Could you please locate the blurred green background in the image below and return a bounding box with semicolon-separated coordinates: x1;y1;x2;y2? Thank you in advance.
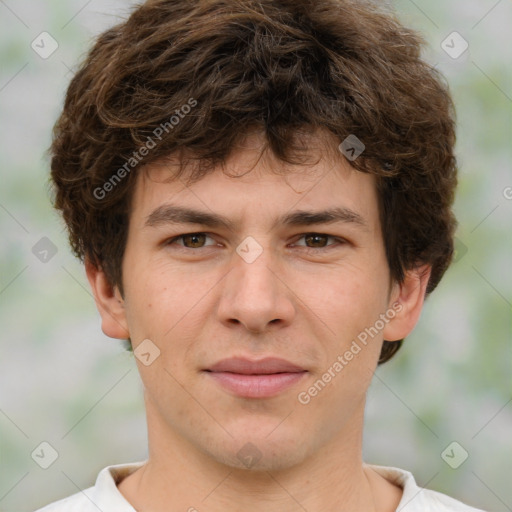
0;1;510;511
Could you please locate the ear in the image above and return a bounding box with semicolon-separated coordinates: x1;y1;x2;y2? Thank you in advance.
383;264;431;342
85;259;130;340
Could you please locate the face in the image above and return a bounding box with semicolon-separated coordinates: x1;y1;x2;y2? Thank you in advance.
90;130;426;472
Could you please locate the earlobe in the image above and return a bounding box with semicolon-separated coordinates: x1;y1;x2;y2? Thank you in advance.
85;259;130;340
383;264;431;342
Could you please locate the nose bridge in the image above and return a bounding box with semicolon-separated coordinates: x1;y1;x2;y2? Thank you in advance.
235;241;276;294
217;236;294;331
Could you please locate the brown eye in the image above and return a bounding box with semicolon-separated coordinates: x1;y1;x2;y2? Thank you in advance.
291;233;346;251
181;233;207;248
304;234;329;248
166;233;216;249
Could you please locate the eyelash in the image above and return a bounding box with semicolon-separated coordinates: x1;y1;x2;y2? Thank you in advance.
164;232;346;252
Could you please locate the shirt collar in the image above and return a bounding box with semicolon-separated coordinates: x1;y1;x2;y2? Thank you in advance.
93;461;462;511
93;461;145;511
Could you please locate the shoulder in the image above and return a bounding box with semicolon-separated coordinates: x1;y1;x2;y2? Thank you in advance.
33;461;145;512
33;488;97;512
367;464;488;512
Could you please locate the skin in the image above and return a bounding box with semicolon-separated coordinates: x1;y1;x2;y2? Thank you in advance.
87;130;430;512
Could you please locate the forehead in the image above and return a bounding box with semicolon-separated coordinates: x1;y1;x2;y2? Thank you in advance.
131;130;380;232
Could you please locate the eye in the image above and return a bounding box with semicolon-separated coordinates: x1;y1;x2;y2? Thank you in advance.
292;233;345;249
166;232;217;249
164;232;345;251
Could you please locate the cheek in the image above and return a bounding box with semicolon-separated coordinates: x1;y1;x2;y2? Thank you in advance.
299;269;387;413
304;261;389;337
124;261;206;337
124;264;218;389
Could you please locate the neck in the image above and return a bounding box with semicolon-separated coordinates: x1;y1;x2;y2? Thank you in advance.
118;400;400;512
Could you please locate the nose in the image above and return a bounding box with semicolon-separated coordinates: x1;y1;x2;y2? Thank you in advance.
216;242;296;333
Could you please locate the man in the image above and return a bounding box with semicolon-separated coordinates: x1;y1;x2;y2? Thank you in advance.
37;0;485;510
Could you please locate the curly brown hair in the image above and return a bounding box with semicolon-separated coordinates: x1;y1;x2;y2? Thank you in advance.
50;0;457;364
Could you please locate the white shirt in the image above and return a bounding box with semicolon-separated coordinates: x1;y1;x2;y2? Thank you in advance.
34;462;486;511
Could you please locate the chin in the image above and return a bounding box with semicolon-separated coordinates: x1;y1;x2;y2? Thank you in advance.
207;431;313;473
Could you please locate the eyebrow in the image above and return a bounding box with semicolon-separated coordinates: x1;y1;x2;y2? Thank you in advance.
144;205;368;231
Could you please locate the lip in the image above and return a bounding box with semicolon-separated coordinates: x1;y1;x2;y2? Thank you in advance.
204;357;307;398
207;357;306;374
